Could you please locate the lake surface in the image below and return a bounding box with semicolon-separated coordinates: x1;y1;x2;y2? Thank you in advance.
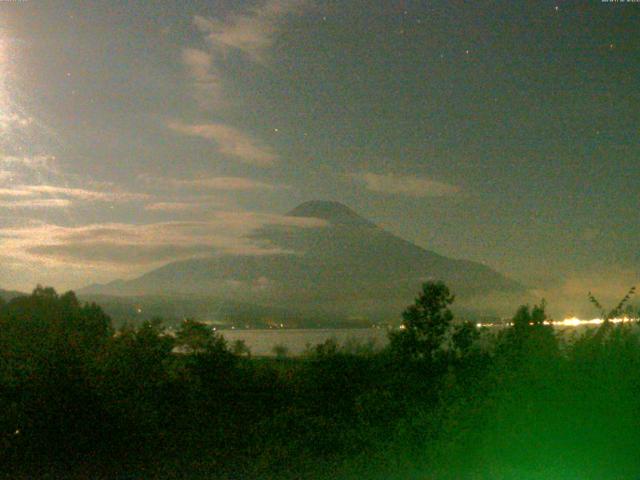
220;328;389;356
218;320;639;356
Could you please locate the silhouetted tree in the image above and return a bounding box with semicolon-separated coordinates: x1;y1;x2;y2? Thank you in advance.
175;319;228;355
0;287;114;463
231;339;251;357
589;286;636;325
389;281;455;361
498;301;558;367
313;337;339;357
451;320;480;358
95;318;175;455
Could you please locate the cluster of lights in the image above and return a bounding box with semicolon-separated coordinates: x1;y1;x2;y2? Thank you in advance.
551;316;635;327
475;317;636;328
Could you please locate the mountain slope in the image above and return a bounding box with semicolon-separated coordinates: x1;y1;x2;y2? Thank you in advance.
81;201;526;321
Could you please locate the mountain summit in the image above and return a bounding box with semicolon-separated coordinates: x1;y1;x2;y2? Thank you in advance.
287;200;374;227
81;201;526;321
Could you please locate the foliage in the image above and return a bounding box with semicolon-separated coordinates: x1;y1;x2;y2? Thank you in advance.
388;281;455;362
2;283;640;479
451;320;480;357
588;285;636;322
231;339;251;357
175;318;228;355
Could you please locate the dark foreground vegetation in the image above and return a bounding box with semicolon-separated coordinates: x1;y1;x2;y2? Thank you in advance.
1;283;640;479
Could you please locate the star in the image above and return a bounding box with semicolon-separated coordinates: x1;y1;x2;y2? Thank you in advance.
554;5;559;11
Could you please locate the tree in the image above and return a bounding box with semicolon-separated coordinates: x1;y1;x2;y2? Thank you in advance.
0;287;114;461
389;281;455;361
499;301;557;367
175;319;227;355
451;320;480;358
512;302;546;336
231;339;251;357
588;286;636;325
174;319;234;386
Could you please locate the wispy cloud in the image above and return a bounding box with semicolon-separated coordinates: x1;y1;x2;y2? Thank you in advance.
0;154;151;209
144;202;209;212
350;172;460;197
193;0;305;63
182;1;307;107
0;184;149;203
140;173;280;192
0;212;326;268
0;155;59;184
0;187;33;198
0;155;56;169
25;185;149;202
0;112;33;131
168;120;278;165
0;198;72;209
139;174;283;212
181;47;224;108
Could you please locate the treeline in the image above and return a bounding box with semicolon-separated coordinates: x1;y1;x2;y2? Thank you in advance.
1;283;640;479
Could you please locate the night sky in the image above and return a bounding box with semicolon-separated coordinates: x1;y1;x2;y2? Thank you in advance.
0;0;638;311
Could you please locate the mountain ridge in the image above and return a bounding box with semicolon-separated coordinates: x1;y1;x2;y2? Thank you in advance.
80;201;527;321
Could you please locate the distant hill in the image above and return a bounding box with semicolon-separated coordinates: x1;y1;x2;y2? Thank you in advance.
0;288;25;302
80;201;528;323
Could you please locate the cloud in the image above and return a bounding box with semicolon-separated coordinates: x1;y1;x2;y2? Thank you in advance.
194;0;306;63
0;187;33;198
0;154;150;209
0;155;59;183
0;211;326;269
0;198;71;209
144;202;208;212
0;112;33;130
181;176;279;190
140;175;286;212
143;200;228;212
167;120;278;165
0;184;149;204
182;1;307;107
0;155;56;169
23;185;149;202
28;242;219;265
350;172;460;197
140;173;280;192
181;48;224;107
